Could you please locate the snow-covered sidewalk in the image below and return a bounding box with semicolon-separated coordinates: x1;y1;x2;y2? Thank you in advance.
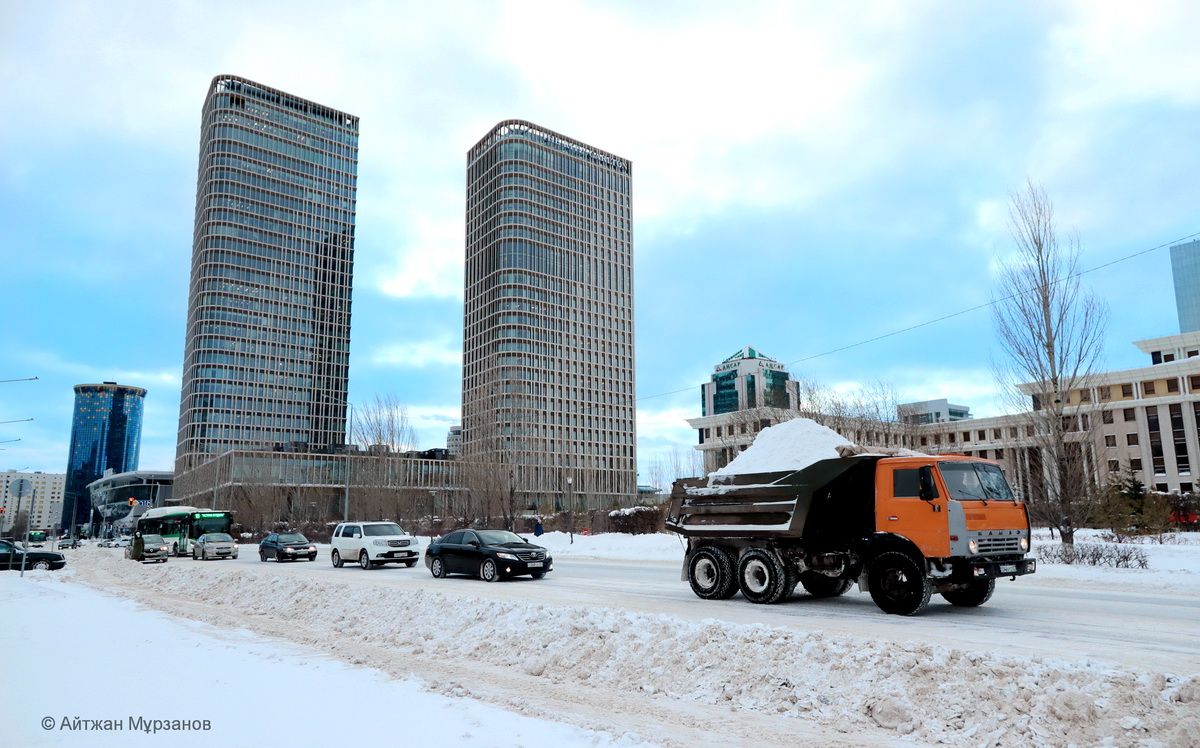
0;573;650;748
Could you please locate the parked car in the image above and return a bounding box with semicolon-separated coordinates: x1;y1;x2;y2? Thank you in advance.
425;529;552;582
0;538;67;571
139;533;170;563
330;521;419;569
259;532;317;562
57;538;80;550
192;533;239;560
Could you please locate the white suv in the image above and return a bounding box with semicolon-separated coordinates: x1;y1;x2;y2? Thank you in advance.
331;521;420;570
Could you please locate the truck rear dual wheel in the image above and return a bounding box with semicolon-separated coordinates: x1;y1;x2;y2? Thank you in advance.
799;570;853;598
868;551;932;616
687;546;737;600
941;577;995;607
738;548;792;604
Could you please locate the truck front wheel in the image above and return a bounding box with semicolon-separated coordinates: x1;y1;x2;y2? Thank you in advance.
799;570;853;598
687;546;737;600
868;552;932;616
737;548;791;604
941;577;995;607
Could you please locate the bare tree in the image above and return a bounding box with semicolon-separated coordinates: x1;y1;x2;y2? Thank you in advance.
993;180;1108;544
351;394;416;452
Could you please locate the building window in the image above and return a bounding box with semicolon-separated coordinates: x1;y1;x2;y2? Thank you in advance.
995;448;1004;459
1126;433;1139;446
1151;351;1163;365
1105;435;1117;447
1009;427;1018;438
1143;381;1156;396
1164;353;1176;363
1026;425;1034;437
963;431;971;442
1190;375;1200;391
1146;407;1165;476
920;436;928;447
1182;482;1194;494
1188;350;1198;358
1121;384;1134;398
948;432;956;443
979;450;988;459
1099;386;1111;402
992;428;1001;439
1167;378;1180;394
1108;460;1120;472
1102;410;1114;424
1123;407;1136;421
1169;403;1189;475
1131;458;1142;471
1155;483;1169;493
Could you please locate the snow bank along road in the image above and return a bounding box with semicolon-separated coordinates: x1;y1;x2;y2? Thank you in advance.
64;545;1199;747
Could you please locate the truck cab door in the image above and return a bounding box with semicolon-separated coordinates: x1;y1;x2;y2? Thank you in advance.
877;464;951;558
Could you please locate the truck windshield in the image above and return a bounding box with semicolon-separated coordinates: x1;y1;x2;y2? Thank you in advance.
938;462;1015;502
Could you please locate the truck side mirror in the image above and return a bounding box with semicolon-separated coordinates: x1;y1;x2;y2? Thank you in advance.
918;466;936;501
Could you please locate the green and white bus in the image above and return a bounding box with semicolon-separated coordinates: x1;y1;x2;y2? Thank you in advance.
136;506;233;556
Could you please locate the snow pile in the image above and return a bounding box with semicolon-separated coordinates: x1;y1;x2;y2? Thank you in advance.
529;530;685;560
712;418;852;477
68;550;1200;747
2;575;648;748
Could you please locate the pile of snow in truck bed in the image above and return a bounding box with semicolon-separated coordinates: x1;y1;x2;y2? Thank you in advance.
712;417;852;477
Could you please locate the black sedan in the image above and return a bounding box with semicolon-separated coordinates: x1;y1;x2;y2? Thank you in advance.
259;532;318;562
425;529;552;582
0;538;66;571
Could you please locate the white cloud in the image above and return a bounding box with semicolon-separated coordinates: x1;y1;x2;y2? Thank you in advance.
368;338;461;368
18;350;180;389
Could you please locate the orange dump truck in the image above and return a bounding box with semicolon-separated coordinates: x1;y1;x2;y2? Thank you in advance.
664;454;1035;615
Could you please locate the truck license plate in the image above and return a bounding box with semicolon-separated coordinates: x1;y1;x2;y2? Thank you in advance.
1000;563;1017;574
527;561;543;568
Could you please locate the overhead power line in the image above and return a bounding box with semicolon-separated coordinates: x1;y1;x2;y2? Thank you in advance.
636;229;1200;403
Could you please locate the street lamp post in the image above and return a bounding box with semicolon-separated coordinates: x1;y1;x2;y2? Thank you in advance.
566;475;574;545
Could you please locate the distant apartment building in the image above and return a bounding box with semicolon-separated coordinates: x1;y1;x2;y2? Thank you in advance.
2;471;65;533
688;334;1200;496
62;383;145;532
687;347;803;473
898;398;972;425
1171;239;1200;333
446;425;463;458
912;332;1200;497
461;120;636;510
174;75;359;499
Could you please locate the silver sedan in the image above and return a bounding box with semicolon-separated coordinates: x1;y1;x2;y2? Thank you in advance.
191;533;239;561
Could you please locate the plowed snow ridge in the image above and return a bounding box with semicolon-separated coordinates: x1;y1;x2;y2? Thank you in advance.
72;550;1198;747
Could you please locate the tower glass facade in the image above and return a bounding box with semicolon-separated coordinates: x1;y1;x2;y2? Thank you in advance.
463;120;636;508
62;383;145;531
176;75;359;477
1172;239;1200;333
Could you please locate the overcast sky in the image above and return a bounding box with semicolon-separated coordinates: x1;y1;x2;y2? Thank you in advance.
3;1;1199;480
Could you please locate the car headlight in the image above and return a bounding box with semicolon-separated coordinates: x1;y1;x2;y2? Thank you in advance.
160;546;168;552
968;540;979;555
1019;537;1029;551
496;552;518;561
373;539;388;547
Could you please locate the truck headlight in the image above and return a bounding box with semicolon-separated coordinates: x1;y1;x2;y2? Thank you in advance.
968;540;979;555
1019;537;1029;551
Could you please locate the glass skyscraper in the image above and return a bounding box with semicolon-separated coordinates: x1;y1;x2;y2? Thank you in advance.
1171;239;1200;333
61;383;145;532
175;75;359;478
462;120;636;509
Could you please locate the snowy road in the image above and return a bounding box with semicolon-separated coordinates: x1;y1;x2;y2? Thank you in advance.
50;544;1200;746
199;549;1200;674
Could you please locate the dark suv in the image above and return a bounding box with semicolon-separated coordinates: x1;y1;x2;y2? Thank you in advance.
425;529;552;582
